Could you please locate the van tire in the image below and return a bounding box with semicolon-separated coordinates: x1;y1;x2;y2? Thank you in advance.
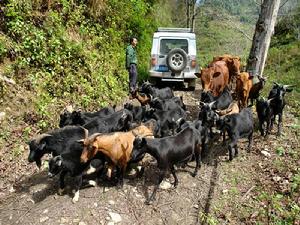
166;48;188;73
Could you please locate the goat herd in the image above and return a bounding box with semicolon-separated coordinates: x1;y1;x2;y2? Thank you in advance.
27;55;294;205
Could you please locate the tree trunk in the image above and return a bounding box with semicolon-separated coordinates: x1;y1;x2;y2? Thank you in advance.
186;0;190;28
191;0;197;32
246;0;281;77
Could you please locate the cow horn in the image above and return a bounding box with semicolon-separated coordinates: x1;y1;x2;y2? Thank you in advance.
34;133;52;144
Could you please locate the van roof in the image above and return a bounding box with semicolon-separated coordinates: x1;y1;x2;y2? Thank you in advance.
153;31;196;39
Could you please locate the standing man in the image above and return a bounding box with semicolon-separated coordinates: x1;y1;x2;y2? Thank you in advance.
126;37;138;98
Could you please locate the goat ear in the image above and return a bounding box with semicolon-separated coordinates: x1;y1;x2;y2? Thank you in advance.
77;139;84;143
55;156;62;166
142;138;147;145
39;141;47;151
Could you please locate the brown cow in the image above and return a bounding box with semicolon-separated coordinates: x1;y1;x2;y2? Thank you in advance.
212;54;241;77
200;61;229;97
236;73;266;108
211;54;241;89
236;72;253;108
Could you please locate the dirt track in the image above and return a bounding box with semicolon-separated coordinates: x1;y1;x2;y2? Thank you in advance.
0;80;297;225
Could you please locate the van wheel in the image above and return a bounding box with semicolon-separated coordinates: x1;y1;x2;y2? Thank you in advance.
166;48;188;73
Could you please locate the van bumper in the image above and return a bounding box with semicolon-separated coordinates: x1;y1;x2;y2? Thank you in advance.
149;71;198;80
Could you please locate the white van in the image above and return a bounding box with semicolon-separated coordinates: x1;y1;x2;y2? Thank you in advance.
149;27;199;90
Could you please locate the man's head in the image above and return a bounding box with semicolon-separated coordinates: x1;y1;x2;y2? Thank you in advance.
130;37;138;47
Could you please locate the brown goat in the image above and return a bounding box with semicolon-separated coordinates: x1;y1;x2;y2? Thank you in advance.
79;122;155;186
135;92;152;106
215;101;239;116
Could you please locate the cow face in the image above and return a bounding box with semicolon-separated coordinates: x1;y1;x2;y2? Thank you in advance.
229;57;241;75
200;68;214;92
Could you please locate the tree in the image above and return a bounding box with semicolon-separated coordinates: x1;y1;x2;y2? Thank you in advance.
246;0;281;76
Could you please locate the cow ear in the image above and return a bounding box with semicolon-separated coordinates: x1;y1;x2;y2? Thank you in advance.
213;72;221;78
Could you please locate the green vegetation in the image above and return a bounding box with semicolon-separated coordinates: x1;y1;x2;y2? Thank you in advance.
0;0;170;132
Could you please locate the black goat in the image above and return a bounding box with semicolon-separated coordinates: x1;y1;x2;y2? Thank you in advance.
256;98;273;136
131;127;202;204
139;82;174;99
267;83;293;136
150;96;186;111
48;151;105;203
200;86;233;110
59;106;116;127
216;107;253;161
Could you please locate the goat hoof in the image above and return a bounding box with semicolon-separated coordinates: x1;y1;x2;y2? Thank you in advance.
191;172;197;177
145;200;152;205
58;188;64;195
116;183;123;189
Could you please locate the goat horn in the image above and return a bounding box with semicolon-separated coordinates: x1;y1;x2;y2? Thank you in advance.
267;97;275;103
208;101;215;108
149;94;153;101
82;127;89;139
283;85;295;89
273;82;279;86
199;101;205;106
34;133;52;144
65;105;73;112
132;130;138;137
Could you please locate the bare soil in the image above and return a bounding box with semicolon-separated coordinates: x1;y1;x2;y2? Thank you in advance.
0;80;299;225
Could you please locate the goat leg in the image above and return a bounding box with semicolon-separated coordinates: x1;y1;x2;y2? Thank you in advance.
277;113;282;136
222;130;226;143
247;131;253;152
115;167;122;188
259;121;264;136
146;169;166;205
234;144;238;157
72;175;83;203
228;139;237;161
192;147;201;177
58;170;67;195
170;165;178;187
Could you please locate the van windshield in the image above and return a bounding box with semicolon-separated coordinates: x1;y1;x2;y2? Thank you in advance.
160;39;188;54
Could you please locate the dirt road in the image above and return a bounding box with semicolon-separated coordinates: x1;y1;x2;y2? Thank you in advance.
0;80;298;225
